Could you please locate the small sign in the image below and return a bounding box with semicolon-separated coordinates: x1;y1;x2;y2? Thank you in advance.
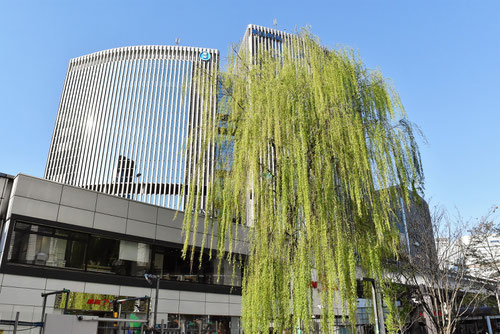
200;51;211;61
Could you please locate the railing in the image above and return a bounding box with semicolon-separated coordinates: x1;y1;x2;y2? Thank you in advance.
0;312;44;333
93;318;180;334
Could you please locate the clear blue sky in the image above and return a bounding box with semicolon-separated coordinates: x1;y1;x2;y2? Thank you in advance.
1;1;499;220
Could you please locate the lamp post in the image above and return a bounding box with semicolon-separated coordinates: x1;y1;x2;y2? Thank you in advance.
144;274;160;331
363;278;386;334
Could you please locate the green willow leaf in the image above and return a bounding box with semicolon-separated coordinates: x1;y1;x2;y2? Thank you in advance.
183;29;424;333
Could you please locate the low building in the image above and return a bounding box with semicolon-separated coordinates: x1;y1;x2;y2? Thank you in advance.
0;173;247;333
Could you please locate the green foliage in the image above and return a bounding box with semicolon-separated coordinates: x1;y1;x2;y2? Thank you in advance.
183;30;424;333
382;282;417;334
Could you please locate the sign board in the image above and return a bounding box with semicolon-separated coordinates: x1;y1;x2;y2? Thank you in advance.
55;292;148;313
251;29;282;42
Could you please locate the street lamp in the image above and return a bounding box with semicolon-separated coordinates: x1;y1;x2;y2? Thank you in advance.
144;274;160;331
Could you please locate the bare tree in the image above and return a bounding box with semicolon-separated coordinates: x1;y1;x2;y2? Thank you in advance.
468;206;500;312
388;206;497;334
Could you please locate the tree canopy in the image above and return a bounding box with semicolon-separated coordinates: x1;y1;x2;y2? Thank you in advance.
183;30;424;333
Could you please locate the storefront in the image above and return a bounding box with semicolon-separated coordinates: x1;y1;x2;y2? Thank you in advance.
52;292;241;334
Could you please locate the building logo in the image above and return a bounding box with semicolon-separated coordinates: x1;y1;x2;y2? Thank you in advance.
200;51;211;61
252;29;282;42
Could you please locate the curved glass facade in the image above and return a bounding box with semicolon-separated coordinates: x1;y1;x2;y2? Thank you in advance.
45;46;219;210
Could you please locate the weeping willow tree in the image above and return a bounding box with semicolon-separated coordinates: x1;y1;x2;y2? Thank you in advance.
182;30;424;333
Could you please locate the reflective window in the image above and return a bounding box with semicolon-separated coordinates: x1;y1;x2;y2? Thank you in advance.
7;221;241;287
87;237;151;277
116;240;151;277
153;247;214;284
8;222;86;270
86;236;119;273
152;248;242;286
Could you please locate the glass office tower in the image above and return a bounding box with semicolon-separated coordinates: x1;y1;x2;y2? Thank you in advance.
45;45;218;210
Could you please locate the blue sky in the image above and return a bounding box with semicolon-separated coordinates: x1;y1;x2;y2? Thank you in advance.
1;0;499;220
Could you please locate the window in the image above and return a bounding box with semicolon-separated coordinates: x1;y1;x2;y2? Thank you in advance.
86;236;119;274
152;247;242;286
7;221;242;287
116;240;151;277
152;247;215;284
86;237;152;277
8;222;86;270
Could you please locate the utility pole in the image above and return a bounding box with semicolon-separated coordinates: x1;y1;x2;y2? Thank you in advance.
40;289;70;334
145;274;161;331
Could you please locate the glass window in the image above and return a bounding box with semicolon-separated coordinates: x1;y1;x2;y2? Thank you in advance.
7;221;241;287
87;236;119;274
8;222;86;270
117;240;151;276
87;237;151;276
152;246;242;287
153;247;213;283
167;314;181;329
14;222;31;231
214;258;242;287
178;315;232;334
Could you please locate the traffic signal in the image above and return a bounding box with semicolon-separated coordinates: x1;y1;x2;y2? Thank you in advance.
112;302;119;327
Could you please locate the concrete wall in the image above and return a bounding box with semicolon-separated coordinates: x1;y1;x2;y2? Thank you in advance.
4;174;248;253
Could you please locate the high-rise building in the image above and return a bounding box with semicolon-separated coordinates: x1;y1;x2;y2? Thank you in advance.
240;24;290;60
45;46;219;210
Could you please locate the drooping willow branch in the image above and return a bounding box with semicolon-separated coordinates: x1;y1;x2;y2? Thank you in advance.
183;30;424;333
